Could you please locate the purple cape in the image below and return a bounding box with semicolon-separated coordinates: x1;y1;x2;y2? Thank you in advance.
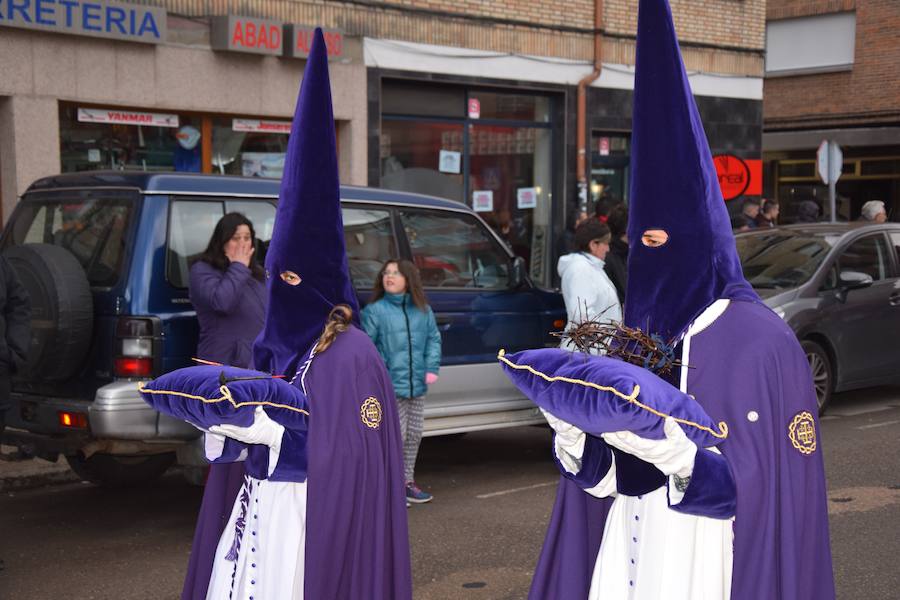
303;325;412;599
528;301;835;600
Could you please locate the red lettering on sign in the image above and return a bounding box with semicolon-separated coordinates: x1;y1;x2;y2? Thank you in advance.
232;22;244;46
296;29;311;54
245;22;257;47
269;25;281;49
713;154;751;201
323;31;343;57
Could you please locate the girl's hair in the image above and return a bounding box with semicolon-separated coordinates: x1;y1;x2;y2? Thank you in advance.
314;304;354;354
198;212;265;281
370;258;428;311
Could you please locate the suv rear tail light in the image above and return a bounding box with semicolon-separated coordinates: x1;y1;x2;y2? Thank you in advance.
58;411;88;429
114;357;154;378
115;317;157;378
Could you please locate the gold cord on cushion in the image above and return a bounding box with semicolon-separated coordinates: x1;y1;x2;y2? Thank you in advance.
137;382;310;416
497;350;727;439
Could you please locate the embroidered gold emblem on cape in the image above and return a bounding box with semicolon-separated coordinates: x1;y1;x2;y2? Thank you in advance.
360;396;382;429
788;411;817;455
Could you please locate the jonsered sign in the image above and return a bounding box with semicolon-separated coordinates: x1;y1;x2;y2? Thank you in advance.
0;0;166;44
211;15;283;56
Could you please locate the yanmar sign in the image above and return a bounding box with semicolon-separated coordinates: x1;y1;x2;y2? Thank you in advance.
78;108;179;127
0;0;165;44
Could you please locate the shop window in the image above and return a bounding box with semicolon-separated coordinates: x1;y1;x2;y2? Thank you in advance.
342;207;398;289
59;104;202;173
399;209;510;289
468;91;550;122
211;118;291;178
467;124;552;282
591;133;630;206
381;120;465;203
383;82;466;118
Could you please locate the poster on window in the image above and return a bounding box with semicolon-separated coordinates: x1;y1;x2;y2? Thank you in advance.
439;150;461;174
241;152;286;178
472;190;493;213
517;187;537;209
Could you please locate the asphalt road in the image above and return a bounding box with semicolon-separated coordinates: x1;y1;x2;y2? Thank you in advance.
1;387;898;600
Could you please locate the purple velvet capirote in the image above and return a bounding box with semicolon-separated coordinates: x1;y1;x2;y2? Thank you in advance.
164;27;411;600
526;1;835;598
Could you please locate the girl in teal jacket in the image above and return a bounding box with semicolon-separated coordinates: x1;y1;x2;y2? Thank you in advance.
361;259;442;504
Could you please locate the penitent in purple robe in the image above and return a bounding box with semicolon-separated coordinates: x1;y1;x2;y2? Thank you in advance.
303;325;412;599
528;299;835;599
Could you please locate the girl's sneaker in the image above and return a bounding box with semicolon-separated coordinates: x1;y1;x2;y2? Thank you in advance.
406;481;433;504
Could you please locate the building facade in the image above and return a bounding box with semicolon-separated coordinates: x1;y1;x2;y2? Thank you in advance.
1;0;766;286
764;0;900;222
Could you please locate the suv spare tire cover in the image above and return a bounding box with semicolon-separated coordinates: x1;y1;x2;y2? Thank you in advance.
4;244;93;381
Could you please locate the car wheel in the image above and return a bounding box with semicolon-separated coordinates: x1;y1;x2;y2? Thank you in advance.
65;452;175;487
801;340;833;415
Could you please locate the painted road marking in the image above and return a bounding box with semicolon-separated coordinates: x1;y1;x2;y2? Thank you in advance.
476;480;557;499
855;419;900;430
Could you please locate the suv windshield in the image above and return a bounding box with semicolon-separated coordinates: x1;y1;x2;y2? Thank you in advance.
736;230;833;289
5;190;136;287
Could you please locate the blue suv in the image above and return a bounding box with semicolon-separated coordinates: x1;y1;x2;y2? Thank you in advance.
0;171;565;485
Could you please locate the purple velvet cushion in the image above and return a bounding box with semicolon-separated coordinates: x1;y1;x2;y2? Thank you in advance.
499;348;727;448
138;365;309;432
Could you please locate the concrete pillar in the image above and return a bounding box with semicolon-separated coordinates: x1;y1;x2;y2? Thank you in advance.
0;95;60;224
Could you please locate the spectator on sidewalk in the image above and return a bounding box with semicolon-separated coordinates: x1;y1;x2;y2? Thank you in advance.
0;255;30;461
362;259;442;506
756;199;779;228
557;219;622;352
739;198;761;230
795;200;820;223
181;212;267;600
860;200;887;223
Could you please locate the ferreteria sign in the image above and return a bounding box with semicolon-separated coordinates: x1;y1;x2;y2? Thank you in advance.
0;0;166;44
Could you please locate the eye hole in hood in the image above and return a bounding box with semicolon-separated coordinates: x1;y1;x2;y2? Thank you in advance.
641;229;669;248
280;271;302;286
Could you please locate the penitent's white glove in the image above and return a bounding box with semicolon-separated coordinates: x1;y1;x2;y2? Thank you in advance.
541;409;585;453
210;406;285;450
601;417;697;478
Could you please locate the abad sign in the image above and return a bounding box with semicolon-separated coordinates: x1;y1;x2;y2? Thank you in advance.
0;0;165;43
211;15;283;56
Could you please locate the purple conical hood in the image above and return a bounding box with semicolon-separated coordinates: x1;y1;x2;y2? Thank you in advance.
624;0;758;341
253;28;359;377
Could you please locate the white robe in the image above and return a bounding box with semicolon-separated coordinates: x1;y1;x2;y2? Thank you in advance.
203;434;307;600
557;300;734;600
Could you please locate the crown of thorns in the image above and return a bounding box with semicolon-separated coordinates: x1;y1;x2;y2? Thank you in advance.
553;302;686;377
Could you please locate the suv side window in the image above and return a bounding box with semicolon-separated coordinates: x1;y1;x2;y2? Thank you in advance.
168;200;225;288
838;235;890;282
343;207;397;289
8;193;134;287
167;199;277;288
399;209;510;289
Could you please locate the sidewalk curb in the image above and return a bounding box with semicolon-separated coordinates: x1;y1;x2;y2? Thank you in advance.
0;468;79;492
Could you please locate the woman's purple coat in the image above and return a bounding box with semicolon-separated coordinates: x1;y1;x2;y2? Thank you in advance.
181;259;265;600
